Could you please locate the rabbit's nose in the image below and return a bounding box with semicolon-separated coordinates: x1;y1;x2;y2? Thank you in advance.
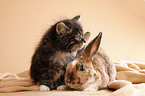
67;72;74;80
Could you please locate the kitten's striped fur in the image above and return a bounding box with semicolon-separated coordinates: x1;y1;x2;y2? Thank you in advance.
30;16;89;90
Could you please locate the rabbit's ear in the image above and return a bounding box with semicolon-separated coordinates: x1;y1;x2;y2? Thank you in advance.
76;48;85;59
83;32;91;42
83;32;102;60
76;32;91;58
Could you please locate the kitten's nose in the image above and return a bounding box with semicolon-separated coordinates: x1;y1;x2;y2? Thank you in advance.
81;38;86;43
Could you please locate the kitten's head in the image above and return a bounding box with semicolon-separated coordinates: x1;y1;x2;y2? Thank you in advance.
54;15;85;51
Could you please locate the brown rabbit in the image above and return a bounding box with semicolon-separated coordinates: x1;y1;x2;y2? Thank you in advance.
65;32;116;91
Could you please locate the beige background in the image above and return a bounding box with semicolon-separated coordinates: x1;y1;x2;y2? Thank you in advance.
0;0;145;73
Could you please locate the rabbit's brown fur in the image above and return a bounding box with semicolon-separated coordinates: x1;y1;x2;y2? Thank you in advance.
65;32;116;91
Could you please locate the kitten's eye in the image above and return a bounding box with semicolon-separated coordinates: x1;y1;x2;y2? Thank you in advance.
69;29;72;32
56;34;64;39
80;65;84;71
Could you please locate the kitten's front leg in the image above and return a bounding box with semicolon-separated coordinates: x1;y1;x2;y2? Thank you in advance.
39;79;54;91
39;85;50;91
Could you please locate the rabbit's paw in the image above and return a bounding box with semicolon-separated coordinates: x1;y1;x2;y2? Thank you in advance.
39;85;50;91
83;87;97;91
57;85;69;90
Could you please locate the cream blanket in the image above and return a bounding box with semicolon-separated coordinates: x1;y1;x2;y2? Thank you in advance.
1;60;145;96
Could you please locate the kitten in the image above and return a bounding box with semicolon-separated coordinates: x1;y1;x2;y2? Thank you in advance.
30;16;89;91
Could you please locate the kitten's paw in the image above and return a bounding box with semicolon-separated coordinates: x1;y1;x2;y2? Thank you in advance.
57;85;68;90
39;85;50;91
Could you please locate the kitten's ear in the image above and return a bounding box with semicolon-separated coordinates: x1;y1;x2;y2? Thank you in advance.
56;22;69;35
72;15;80;21
83;32;102;60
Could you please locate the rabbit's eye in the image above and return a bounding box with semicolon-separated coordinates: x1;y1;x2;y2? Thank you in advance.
80;65;84;71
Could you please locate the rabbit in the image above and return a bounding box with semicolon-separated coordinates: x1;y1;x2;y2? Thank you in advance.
65;32;116;91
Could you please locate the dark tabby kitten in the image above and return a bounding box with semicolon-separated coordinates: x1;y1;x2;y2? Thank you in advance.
30;16;89;91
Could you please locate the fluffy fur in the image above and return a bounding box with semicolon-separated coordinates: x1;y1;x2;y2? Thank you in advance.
65;32;116;91
30;15;90;90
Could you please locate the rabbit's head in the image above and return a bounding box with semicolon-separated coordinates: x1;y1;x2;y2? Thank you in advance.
65;32;102;90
